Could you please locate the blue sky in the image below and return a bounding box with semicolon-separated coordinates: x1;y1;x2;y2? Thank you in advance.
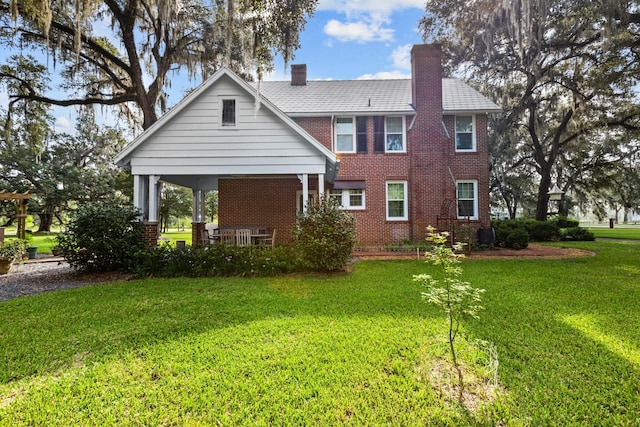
267;0;425;81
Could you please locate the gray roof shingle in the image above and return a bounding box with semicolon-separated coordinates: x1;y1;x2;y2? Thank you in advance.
254;78;500;116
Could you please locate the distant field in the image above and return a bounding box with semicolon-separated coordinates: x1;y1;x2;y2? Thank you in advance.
160;230;193;246
585;226;640;240
1;228;194;253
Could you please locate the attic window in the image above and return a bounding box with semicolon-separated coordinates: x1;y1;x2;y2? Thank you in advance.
221;99;236;127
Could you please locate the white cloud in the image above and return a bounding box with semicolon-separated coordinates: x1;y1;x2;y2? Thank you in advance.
320;1;423;44
318;0;425;14
54;116;72;133
357;70;410;80
324;18;394;43
391;44;412;70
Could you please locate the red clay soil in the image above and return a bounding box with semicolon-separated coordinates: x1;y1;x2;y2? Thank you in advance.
351;244;595;261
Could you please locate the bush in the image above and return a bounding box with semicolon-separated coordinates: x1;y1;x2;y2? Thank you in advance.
57;201;146;273
294;198;356;271
0;239;29;262
134;244;302;278
526;220;560;242
557;216;580;228
506;228;529;249
493;220;523;245
561;227;595;241
493;218;560;243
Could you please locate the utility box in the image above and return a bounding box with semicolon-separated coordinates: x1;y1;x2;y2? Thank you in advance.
609;218;615;229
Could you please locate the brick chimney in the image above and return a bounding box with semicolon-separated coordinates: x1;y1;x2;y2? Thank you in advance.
411;44;442;120
291;64;307;86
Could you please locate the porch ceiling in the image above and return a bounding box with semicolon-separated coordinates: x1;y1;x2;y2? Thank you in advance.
160;172;336;191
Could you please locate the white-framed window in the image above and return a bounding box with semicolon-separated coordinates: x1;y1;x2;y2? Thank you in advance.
386;181;408;220
455;115;476;151
385;116;405;152
329;189;365;210
335;116;355;153
456;180;478;220
219;97;238;128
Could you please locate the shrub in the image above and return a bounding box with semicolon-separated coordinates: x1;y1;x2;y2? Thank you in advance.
557;216;580;228
0;239;29;262
506;228;529;249
493;218;560;244
561;227;595;241
57;201;146;273
294;197;356;271
526;221;560;242
134;244;302;278
493;220;525;245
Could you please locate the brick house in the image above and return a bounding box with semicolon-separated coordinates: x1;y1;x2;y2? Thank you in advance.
115;44;500;247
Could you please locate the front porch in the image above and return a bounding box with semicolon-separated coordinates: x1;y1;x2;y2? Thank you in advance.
114;68;338;248
133;173;330;247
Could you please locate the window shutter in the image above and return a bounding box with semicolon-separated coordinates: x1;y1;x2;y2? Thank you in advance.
356;117;368;153
373;116;385;153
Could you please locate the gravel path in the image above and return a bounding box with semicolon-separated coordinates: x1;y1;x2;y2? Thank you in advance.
0;261;116;302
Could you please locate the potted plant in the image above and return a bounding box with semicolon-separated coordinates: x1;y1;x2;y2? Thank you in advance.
26;245;38;259
0;239;29;274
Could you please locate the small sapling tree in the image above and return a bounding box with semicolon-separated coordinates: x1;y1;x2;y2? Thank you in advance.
413;226;485;403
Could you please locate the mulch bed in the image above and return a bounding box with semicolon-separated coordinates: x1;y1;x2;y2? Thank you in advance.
352;244;595;261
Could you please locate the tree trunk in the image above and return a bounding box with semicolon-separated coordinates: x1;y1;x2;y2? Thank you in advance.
38;212;54;232
536;172;552;221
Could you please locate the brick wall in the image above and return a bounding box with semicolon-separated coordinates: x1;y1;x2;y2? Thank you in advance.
218;177;316;243
192;222;206;246
142;221;159;248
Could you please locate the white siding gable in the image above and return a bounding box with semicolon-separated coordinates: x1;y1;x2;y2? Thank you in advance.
120;72;333;177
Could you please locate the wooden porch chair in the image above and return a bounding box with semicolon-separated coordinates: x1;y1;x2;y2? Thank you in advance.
235;229;252;246
258;228;276;248
220;229;235;245
201;229;211;246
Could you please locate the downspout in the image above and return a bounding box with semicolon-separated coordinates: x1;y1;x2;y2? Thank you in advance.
407;114;414;241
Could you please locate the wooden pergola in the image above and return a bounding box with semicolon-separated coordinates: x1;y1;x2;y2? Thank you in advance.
0;190;35;241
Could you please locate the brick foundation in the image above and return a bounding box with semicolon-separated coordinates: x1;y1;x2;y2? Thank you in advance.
192;222;206;246
142;221;159;248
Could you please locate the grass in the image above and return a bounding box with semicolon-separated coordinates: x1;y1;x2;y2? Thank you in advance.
587;226;640;240
0;241;639;425
160;230;193;246
1;229;193;254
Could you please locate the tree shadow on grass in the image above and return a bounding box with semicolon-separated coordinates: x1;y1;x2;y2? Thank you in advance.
463;243;640;424
0;260;434;384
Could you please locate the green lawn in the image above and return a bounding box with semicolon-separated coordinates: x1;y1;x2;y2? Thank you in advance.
160;230;193;246
1;241;639;425
2;230;193;254
587;226;640;240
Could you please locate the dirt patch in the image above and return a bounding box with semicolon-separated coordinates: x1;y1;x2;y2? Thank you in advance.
352;244;595;261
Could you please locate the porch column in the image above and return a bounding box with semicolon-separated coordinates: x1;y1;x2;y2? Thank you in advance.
193;190;206;223
142;175;160;247
301;173;309;212
192;190;206;245
318;173;325;198
133;175;147;218
148;175;160;222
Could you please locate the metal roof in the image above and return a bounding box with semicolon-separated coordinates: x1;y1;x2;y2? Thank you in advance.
254;78;500;116
442;78;502;113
